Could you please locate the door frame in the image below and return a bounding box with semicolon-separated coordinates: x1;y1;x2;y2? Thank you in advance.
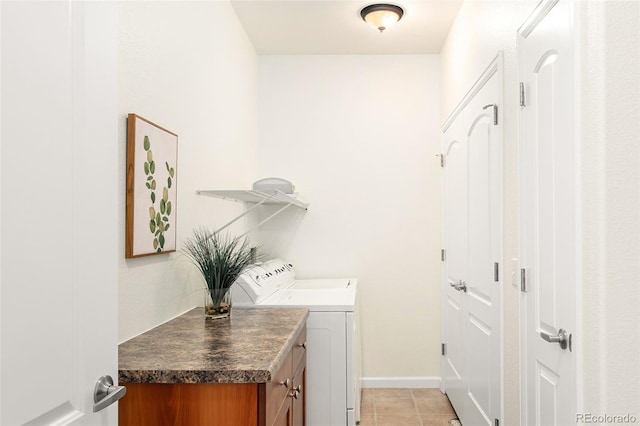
517;0;582;423
440;52;505;423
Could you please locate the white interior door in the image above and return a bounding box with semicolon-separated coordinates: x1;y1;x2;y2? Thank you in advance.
1;2;119;424
519;1;577;425
441;116;468;415
442;56;503;426
463;72;502;426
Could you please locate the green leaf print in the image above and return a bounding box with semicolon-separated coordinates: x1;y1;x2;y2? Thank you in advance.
143;135;175;254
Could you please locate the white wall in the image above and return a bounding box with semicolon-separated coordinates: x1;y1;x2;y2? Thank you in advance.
578;0;640;417
118;1;258;343
257;55;441;381
440;1;536;424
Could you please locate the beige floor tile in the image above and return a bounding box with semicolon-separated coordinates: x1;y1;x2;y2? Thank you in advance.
415;398;457;416
358;411;376;426
376;412;423;426
421;414;457;426
412;388;446;399
360;398;374;414
362;388;375;402
375;398;418;413
372;388;414;399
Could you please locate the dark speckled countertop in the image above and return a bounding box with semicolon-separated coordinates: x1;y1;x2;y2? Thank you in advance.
118;307;308;384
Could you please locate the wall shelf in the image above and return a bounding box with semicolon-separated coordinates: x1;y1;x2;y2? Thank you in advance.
195;189;309;236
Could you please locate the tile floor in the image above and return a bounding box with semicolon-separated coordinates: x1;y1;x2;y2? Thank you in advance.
359;388;459;426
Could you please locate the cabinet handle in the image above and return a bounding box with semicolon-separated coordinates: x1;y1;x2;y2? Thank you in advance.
288;385;302;399
297;341;307;350
280;378;290;388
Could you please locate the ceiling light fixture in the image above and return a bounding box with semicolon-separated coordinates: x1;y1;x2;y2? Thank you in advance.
360;4;404;33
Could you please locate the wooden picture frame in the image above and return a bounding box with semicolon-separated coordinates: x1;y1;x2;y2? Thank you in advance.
126;114;178;258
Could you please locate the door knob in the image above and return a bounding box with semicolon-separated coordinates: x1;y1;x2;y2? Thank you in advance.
540;328;571;351
93;375;126;412
450;280;467;293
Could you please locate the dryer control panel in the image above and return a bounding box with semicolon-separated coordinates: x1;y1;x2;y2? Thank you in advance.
232;259;296;304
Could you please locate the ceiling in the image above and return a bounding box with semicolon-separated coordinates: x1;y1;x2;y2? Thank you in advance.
230;0;463;55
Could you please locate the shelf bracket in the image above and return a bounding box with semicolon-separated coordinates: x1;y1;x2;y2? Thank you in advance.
211;192;277;235
195;189;307;236
239;202;294;238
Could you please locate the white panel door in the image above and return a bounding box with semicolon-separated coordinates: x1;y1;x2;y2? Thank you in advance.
463;72;502;426
442;56;503;426
1;1;119;425
441;115;468;415
519;1;577;425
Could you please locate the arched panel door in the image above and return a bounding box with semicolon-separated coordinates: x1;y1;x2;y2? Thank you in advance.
441;116;468;415
441;55;503;426
519;1;577;425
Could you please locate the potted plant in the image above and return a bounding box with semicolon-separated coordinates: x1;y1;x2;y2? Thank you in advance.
183;227;257;319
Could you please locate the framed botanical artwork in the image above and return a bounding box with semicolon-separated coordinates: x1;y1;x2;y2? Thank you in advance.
126;114;178;258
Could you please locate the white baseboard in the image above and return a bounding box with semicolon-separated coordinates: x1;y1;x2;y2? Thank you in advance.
361;376;442;389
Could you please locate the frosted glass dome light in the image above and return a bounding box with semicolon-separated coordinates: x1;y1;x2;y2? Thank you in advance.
360;4;404;33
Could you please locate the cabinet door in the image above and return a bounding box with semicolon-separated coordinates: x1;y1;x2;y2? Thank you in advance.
292;358;306;426
265;351;293;425
272;399;292;426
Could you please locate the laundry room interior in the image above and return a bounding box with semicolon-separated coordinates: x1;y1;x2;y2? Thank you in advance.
115;0;638;425
2;0;638;425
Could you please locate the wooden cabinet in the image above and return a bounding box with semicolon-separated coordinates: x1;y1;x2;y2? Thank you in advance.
119;327;307;426
272;328;306;426
291;357;306;426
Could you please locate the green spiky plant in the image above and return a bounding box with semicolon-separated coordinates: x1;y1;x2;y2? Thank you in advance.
183;227;258;318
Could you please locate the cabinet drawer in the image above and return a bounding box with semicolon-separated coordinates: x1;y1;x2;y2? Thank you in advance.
265;350;293;425
292;327;307;371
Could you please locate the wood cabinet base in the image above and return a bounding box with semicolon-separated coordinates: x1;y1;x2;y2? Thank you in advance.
120;328;307;425
119;383;260;426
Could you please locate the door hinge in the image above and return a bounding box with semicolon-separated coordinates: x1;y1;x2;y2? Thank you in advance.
495;418;500;426
441;343;446;356
494;262;499;282
520;82;526;107
441;249;446;261
520;268;527;292
483;104;498;125
436;153;446;167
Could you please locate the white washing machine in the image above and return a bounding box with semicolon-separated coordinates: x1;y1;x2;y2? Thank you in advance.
232;259;362;426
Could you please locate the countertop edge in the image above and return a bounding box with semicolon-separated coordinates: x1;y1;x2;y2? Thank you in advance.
265;309;309;381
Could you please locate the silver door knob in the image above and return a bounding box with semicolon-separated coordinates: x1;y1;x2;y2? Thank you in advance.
450;280;467;292
93;375;126;412
540;328;571;350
